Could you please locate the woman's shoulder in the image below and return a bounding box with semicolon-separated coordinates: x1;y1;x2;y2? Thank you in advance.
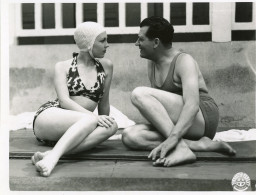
55;59;73;73
98;58;113;72
98;58;113;67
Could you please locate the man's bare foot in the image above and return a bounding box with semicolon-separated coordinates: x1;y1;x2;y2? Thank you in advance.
153;139;196;167
35;152;58;177
31;151;50;165
192;137;236;155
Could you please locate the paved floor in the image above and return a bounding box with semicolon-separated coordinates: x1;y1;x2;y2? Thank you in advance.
9;129;256;191
10;130;256;161
10;159;256;191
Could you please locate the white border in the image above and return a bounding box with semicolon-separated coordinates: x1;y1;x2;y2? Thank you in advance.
2;0;256;194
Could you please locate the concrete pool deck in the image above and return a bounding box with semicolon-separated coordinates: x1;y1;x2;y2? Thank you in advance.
9;129;256;191
9;159;256;191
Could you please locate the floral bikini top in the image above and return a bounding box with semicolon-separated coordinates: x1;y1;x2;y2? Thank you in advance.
66;53;106;103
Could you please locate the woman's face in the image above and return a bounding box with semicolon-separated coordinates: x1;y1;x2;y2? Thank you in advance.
92;31;109;58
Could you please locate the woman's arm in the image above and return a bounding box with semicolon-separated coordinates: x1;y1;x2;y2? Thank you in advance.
96;59;116;128
97;58;113;115
54;61;94;115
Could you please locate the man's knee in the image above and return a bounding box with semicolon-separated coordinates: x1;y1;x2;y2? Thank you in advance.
131;86;151;106
122;127;139;149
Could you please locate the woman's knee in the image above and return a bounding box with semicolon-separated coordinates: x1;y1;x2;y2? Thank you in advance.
131;86;151;106
79;114;98;130
107;121;118;136
98;121;118;138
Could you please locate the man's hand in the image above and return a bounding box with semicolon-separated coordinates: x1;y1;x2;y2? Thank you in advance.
148;135;179;160
97;115;115;128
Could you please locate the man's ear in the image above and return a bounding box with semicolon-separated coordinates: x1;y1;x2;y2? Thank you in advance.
153;38;160;49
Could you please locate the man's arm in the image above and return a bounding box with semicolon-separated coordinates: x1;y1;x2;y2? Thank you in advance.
169;53;200;138
156;53;200;159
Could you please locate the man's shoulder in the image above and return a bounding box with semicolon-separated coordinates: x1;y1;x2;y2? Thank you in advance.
175;52;198;75
176;51;194;63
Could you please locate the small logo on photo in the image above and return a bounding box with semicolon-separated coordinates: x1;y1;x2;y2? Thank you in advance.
232;172;251;191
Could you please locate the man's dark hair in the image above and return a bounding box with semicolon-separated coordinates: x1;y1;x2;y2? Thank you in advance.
140;16;174;46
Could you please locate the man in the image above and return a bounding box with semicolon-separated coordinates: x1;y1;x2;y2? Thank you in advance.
122;16;236;167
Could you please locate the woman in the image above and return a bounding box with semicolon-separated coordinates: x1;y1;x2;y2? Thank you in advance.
31;22;118;177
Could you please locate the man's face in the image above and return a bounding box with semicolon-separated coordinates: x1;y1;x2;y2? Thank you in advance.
135;26;154;59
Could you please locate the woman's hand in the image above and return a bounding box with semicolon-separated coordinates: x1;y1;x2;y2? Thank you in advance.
97;115;115;128
148;135;179;161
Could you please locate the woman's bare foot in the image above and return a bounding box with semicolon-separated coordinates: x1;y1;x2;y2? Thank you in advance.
153;139;196;167
31;151;50;165
191;137;236;155
35;152;59;177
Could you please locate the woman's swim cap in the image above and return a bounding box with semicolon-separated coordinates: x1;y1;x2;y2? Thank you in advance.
74;22;106;58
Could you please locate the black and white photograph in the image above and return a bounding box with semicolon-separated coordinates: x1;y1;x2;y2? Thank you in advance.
1;0;256;193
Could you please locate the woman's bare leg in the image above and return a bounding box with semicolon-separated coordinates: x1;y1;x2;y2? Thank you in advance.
34;109;97;176
32;122;118;166
68;123;118;154
32;108;117;176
